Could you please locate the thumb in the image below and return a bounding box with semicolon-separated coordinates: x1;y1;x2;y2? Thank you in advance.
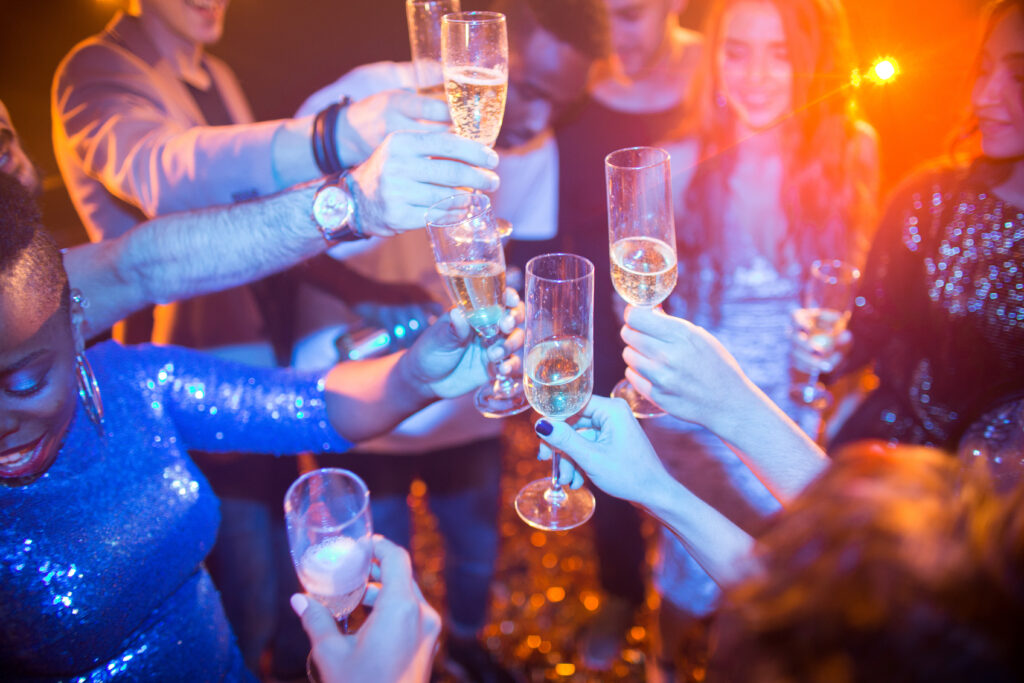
398;90;451;122
291;593;346;647
534;418;598;470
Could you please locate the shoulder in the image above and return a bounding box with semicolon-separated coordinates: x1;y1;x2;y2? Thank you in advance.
53;31;154;100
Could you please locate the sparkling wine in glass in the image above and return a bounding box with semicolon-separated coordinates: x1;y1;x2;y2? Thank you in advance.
285;468;372;634
606;146;677;418
441;10;512;238
441;11;508;148
790;259;861;409
515;253;596;531
406;0;460;96
426;193;529;417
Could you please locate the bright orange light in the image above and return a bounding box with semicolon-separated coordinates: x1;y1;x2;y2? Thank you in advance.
866;57;900;85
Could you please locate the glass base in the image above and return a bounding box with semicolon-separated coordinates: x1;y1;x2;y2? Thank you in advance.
790;382;832;411
475;380;530;418
612;379;665;419
514;478;595;531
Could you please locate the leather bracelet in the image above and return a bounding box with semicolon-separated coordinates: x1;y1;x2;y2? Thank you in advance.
311;104;337;176
311;97;353;176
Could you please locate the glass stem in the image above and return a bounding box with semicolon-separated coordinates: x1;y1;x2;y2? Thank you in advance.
547;450;567;505
481;331;516;398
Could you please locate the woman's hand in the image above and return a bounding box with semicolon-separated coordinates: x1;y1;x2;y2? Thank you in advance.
620;305;762;437
534;395;673;509
401;288;524;399
293;535;441;683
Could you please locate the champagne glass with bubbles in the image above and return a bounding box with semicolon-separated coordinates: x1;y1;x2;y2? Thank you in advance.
790;259;861;409
285;468;372;679
606;146;678;418
426;193;529;417
406;0;460;96
441;10;513;238
515;253;596;531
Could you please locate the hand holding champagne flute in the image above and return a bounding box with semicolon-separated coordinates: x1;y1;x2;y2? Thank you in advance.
790;259;861;410
606;146;678;418
285;468;373;680
426;193;529;417
515;253;596;531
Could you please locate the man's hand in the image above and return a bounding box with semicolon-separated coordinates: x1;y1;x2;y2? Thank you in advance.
400;288;524;399
349;130;500;237
293;535;441;683
336;89;451;167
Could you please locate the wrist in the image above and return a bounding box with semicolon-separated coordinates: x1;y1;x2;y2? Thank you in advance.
311;173;366;242
332;100;363;169
311;97;353;175
395;349;441;404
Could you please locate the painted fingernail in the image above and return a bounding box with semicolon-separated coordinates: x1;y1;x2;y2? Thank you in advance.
535;419;553;436
486;149;500;167
290;593;308;617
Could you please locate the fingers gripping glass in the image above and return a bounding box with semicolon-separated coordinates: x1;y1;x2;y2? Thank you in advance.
606;147;678;418
284;468;372;681
426;193;529;417
790;259;861;410
515;253;596;531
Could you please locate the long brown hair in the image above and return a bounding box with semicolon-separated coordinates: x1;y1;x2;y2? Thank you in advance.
675;0;875;291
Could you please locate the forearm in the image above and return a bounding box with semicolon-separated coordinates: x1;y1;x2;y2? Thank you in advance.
641;475;756;587
323;351;437;443
70;184;324;336
706;381;828;504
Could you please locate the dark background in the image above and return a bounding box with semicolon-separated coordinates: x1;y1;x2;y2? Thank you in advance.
2;0;983;248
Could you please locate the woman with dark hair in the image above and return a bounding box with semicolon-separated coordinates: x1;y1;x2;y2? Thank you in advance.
647;0;878;673
829;0;1024;451
0;174;522;680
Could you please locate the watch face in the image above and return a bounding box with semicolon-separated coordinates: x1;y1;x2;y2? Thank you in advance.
313;184;354;231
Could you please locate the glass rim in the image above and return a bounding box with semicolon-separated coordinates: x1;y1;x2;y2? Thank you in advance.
811;258;861;283
441;10;505;24
525;252;595;284
406;0;455;6
284;467;370;529
425;192;492;229
605;146;670;171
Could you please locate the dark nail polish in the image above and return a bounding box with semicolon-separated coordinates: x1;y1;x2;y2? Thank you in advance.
535;419;553;436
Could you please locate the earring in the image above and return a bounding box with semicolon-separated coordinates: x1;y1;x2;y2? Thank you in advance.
715;90;728;109
75;352;105;433
71;289;105;434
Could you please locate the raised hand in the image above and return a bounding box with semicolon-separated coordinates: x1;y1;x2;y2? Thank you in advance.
293;535;441;683
336;89;451;167
349;130;500;236
620;305;761;436
403;287;524;399
534;395;670;507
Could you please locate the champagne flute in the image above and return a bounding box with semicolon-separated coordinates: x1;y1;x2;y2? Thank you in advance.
515;253;596;531
425;192;529;417
284;467;372;682
406;0;460;96
606;146;677;418
790;259;861;409
441;10;513;237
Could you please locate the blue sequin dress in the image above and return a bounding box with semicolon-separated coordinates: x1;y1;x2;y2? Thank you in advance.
0;342;351;680
833;163;1024;449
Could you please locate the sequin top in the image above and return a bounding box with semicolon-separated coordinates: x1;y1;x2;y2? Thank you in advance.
0;341;351;680
833;163;1024;450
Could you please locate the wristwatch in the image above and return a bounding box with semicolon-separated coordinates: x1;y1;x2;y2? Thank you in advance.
312;172;365;242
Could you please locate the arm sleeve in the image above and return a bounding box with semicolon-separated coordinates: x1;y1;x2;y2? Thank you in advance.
142;344;352;455
52;42;284;219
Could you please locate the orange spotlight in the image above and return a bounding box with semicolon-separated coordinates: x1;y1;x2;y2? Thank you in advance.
867;57;900;85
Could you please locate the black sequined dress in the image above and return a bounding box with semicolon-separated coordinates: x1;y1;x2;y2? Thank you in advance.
832;162;1024;450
